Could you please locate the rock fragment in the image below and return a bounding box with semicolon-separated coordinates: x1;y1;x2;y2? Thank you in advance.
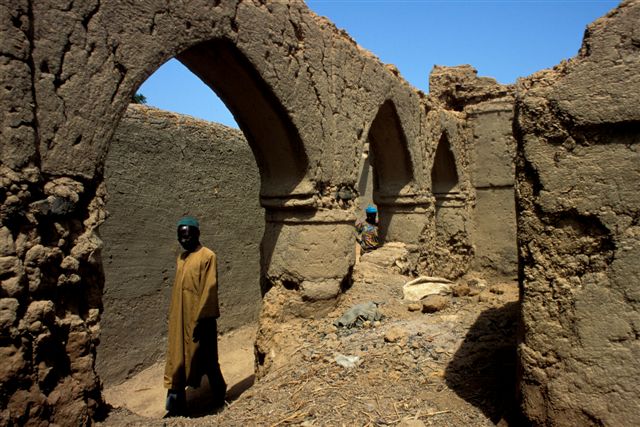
384;326;408;343
452;283;470;297
422;295;450;313
397;418;426;427
0;298;19;331
403;276;452;301
407;303;422;312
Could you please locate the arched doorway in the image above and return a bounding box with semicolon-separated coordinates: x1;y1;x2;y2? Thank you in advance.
95;38;310;417
431;133;460;197
1;2;426;423
177;40;309;197
360;99;426;244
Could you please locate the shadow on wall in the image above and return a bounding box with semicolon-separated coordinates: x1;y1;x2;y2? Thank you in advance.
259;218;285;297
432;133;459;195
444;302;528;426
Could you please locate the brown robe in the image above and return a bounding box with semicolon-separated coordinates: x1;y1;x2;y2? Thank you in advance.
164;246;220;390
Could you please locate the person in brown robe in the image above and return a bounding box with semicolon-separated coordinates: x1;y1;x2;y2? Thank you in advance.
164;216;226;416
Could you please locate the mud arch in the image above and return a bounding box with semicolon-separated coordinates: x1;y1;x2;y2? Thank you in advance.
0;0;425;423
367;99;430;244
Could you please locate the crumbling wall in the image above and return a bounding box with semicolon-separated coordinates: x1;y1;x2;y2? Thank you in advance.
433;66;520;279
424;65;516;279
0;171;106;425
514;1;640;425
421;102;472;279
0;0;426;422
97;105;263;386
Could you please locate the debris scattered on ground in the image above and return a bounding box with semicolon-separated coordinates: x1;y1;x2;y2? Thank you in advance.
452;283;471;297
407;303;422;312
490;285;505;295
422;295;450;313
334;354;361;369
333;301;382;328
100;243;520;427
384;325;408;343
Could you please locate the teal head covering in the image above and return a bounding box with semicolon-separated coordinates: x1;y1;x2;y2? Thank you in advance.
177;216;199;229
365;205;377;214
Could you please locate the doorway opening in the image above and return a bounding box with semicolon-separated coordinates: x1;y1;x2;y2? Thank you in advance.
97;39;308;418
359;100;415;242
431;133;460;198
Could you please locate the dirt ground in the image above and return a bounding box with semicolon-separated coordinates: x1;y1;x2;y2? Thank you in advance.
102;325;257;419
99;244;521;426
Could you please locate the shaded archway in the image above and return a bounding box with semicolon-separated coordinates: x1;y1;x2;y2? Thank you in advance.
95;37;312;417
368;100;414;199
362;100;427;244
429;130;473;279
1;1;427;423
431;133;460;196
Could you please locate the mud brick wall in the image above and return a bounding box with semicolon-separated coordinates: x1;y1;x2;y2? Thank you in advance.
426;65;517;279
514;1;640;425
467;96;517;278
97;105;263;386
421;103;473;279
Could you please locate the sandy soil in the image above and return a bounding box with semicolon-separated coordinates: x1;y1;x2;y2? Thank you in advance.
100;244;522;426
103;325;256;418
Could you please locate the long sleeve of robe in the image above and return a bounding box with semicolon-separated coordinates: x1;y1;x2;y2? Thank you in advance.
164;246;220;390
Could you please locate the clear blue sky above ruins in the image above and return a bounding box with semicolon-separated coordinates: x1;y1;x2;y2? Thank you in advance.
138;0;620;129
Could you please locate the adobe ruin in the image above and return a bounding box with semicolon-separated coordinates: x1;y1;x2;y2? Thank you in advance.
0;0;638;425
514;2;640;423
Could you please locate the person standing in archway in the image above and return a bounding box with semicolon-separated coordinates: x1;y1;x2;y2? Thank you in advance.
164;216;226;416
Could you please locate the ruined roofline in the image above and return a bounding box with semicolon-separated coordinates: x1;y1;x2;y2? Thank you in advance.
124;104;242;135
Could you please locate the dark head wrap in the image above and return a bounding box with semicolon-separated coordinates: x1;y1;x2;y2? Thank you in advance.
177;216;199;229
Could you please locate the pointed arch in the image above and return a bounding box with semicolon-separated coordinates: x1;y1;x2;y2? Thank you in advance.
431;133;460;195
367;100;415;198
174;39;309;198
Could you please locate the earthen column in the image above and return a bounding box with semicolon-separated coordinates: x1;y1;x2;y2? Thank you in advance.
255;193;356;373
375;193;432;245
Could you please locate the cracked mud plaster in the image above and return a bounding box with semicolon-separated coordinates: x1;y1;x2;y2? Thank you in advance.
515;1;640;425
0;0;37;169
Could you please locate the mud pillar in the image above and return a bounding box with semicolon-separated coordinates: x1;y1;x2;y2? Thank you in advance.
467;98;517;277
375;193;431;245
255;195;355;374
430;192;475;279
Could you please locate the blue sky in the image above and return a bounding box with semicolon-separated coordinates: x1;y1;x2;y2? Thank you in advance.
138;0;620;128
